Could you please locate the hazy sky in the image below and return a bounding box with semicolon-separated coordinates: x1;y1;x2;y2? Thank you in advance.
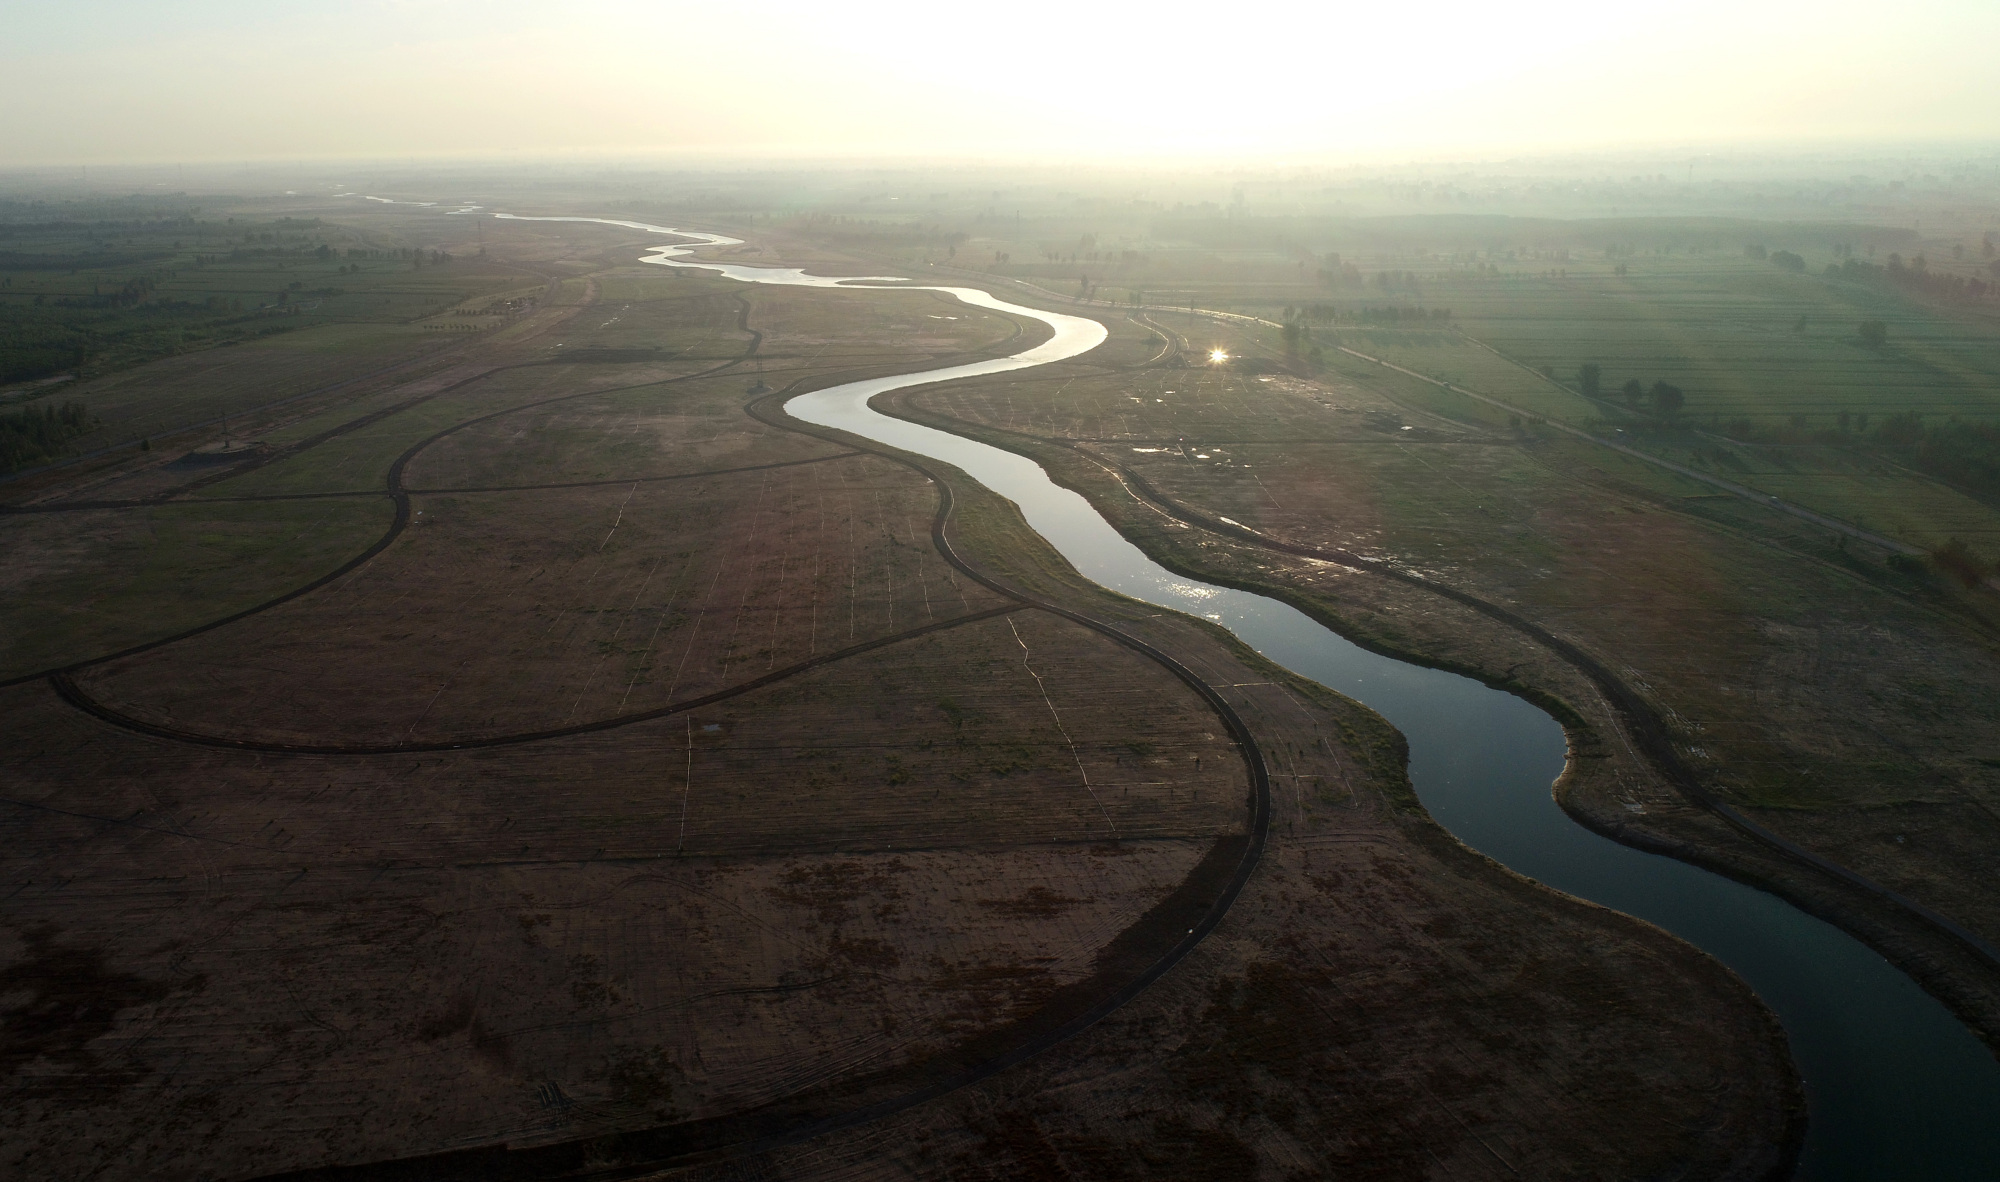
5;0;1997;164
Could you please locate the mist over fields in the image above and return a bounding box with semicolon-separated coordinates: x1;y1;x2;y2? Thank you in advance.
6;2;2000;1180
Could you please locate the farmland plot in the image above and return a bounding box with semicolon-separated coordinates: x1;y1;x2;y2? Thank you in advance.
0;497;393;679
0;674;1223;1179
403;374;842;490
76;454;1013;744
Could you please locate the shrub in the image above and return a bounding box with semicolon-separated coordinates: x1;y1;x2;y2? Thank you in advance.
1932;539;1991;589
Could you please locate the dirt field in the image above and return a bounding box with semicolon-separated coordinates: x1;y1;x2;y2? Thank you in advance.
0;216;1800;1180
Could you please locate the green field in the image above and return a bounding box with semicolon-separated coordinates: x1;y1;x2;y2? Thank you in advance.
0;206;538;467
1320;257;2000;429
0;495;392;676
1161;253;2000;560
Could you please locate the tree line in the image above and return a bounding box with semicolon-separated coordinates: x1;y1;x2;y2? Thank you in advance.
0;399;93;472
1575;362;1683;416
1715;409;2000;512
1354;305;1450;325
1282;303;1448;325
0;276;287;384
1827;254;1994;303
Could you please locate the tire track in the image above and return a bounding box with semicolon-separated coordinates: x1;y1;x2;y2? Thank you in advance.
237;287;1274;1180
50;604;1026;755
1;298;764;691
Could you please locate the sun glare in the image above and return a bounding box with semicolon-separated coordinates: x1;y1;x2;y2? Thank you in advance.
1210;349;1228;363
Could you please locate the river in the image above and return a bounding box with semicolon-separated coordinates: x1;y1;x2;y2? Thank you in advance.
497;213;2000;1178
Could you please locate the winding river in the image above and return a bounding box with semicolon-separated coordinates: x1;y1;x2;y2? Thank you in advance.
502;215;2000;1178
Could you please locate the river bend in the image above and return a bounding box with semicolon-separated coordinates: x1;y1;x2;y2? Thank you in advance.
496;213;2000;1179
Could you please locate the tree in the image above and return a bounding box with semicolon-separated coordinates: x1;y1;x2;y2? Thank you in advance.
1650;380;1685;417
1621;378;1643;405
1858;320;1888;347
1577;363;1601;396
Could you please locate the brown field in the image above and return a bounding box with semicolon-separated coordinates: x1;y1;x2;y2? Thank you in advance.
75;456;1002;745
0;213;1800;1180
